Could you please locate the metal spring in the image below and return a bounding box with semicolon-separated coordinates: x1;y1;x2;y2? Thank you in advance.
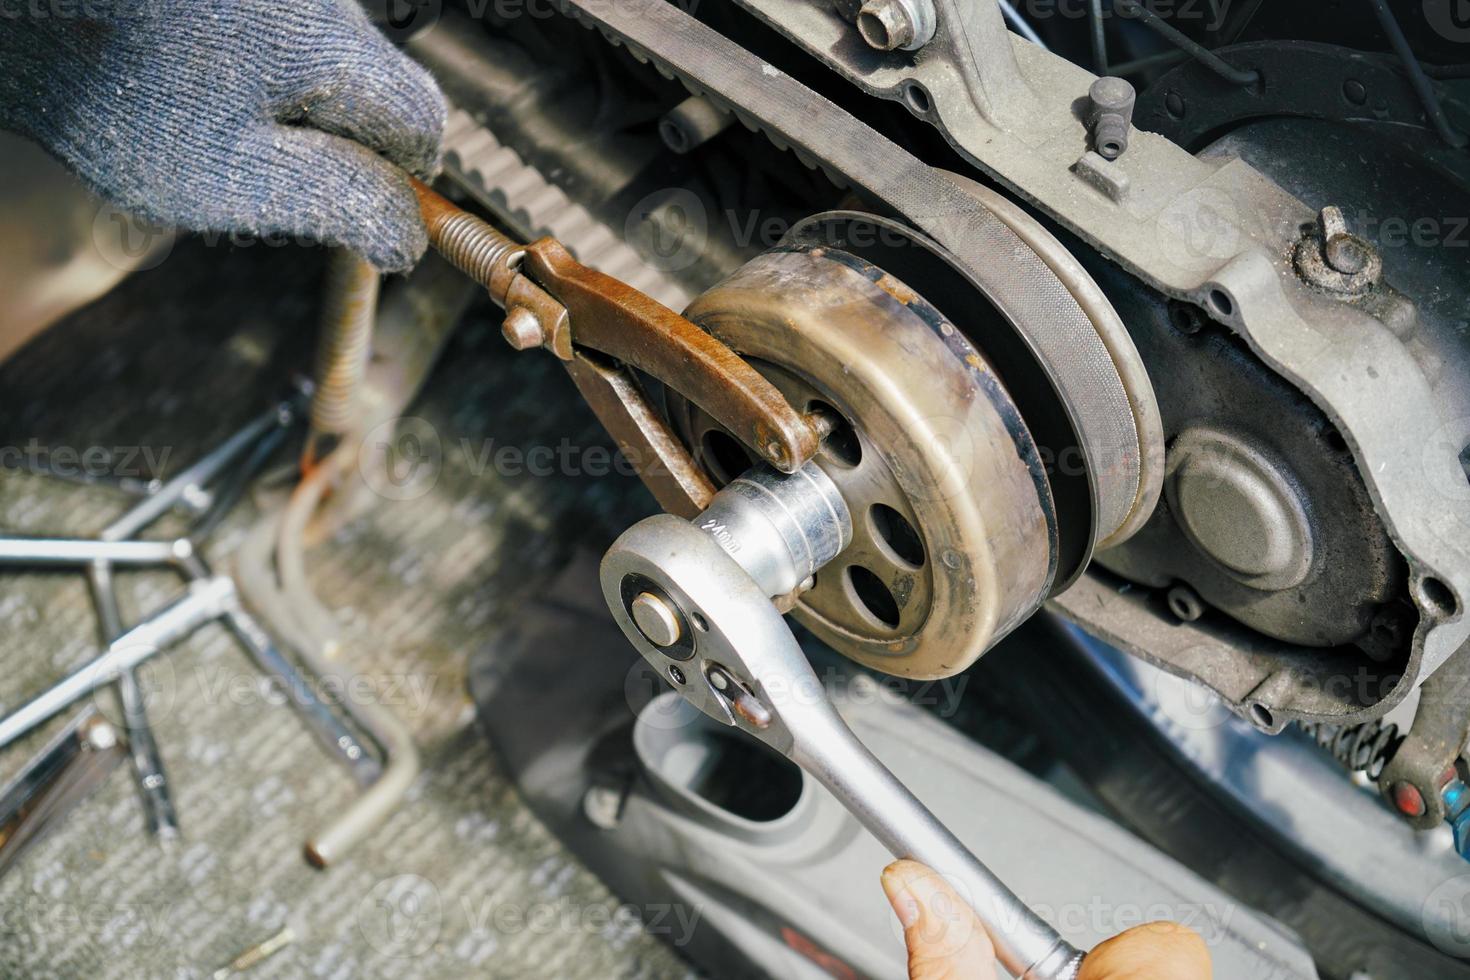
1299;719;1405;782
429;210;523;303
309;249;379;439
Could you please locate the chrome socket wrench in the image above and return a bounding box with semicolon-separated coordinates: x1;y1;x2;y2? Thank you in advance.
0;576;237;751
601;463;1085;980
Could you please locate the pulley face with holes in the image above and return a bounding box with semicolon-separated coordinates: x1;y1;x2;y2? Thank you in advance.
672;244;1056;679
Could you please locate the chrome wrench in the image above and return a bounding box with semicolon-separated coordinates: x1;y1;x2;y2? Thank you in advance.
600;464;1085;980
0;576;237;751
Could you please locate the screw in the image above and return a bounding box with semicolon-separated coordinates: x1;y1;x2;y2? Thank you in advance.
1294;206;1381;294
1164;91;1186;119
856;0;935;51
1342;78;1368;106
1318;206;1373;275
501;307;545;351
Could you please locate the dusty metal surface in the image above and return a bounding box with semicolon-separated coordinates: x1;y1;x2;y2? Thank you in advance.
680;245;1053;679
713;0;1470;720
544;0;1470;727
0;240;688;979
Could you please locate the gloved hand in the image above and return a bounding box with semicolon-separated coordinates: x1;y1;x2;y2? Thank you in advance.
0;0;445;272
882;860;1213;979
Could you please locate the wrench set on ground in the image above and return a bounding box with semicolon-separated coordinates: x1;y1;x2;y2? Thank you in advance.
0;394;383;864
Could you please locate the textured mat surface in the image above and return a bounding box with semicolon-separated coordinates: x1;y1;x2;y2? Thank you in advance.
0;239;687;979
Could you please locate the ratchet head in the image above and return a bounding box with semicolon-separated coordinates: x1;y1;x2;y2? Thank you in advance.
601;462;855;755
601;514;808;756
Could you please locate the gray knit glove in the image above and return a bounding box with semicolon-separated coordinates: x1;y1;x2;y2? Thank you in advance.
0;0;446;272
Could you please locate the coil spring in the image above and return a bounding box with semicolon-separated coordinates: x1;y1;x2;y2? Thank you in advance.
309;249;380;439
430;211;523;300
1299;719;1405;782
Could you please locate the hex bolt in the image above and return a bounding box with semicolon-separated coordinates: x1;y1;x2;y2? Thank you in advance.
1088;76;1136;160
501;307;545;351
856;0;936;52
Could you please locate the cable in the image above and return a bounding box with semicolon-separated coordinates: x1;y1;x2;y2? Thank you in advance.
1113;0;1259;87
1088;0;1107;74
997;0;1046;49
1366;0;1467;148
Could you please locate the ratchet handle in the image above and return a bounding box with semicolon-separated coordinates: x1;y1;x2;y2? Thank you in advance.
791;716;1085;980
602;511;1086;980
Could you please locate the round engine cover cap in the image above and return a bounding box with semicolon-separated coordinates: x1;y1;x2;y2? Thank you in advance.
1167;427;1313;590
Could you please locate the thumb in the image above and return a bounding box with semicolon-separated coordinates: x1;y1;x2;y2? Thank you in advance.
882;860;998;980
1078;921;1212;979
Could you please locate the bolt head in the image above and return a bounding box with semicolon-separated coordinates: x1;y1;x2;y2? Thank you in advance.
631;591;683;648
858;0;918;51
1392;781;1427;818
1325;235;1372;275
501;307;545;351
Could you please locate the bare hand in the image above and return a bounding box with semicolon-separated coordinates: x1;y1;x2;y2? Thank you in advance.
881;859;1212;979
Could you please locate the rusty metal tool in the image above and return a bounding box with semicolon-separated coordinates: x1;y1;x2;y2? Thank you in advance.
411;178;820;517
